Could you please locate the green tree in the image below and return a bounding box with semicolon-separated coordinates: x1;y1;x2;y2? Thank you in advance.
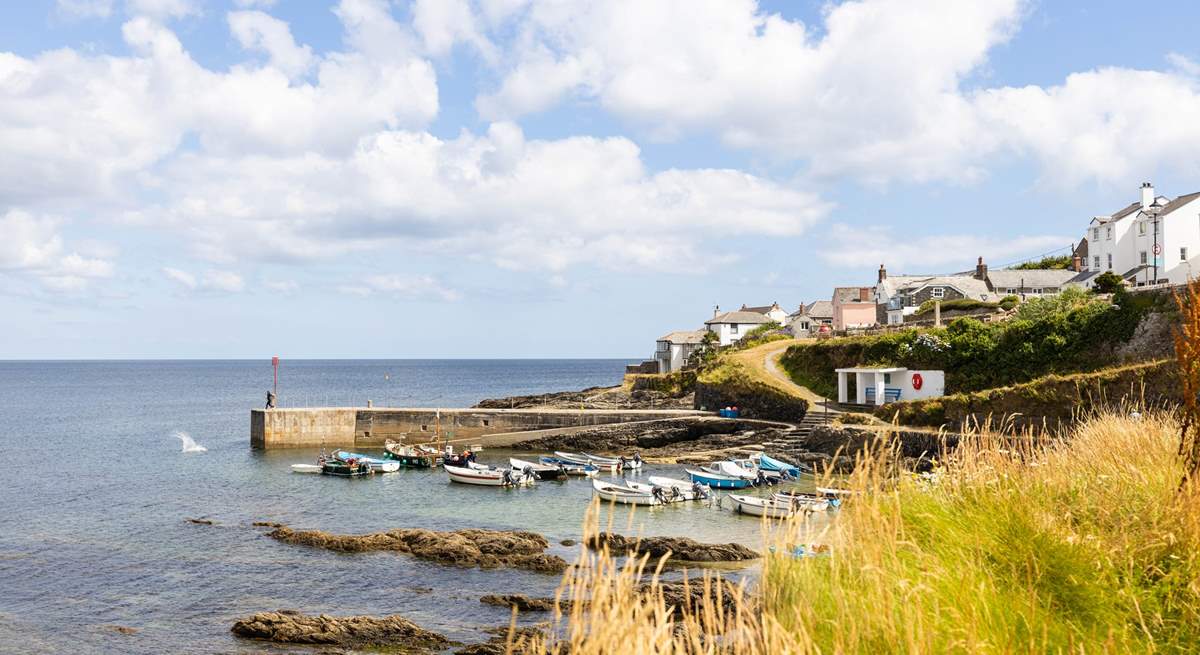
1093;271;1125;294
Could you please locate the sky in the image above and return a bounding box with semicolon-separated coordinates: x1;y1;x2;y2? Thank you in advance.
3;0;1200;359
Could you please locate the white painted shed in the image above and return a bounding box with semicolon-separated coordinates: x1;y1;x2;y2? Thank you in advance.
834;367;945;406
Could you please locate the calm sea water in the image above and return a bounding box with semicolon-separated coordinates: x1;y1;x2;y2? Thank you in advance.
0;360;827;654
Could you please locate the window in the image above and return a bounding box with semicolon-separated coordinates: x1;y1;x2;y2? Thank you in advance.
483;419;490;427
1106;226;1112;240
1005;288;1017;294
656;341;668;352
1140;251;1147;265
730;323;739;334
1093;227;1100;240
1183;247;1190;261
1093;255;1100;269
931;287;945;298
1107;253;1113;270
1139;222;1146;235
883;373;892;384
1032;288;1043;294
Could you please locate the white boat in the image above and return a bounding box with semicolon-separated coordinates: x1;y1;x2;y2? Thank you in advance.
816;486;857;498
727;494;808;518
510;457;568;480
771;490;831;511
539;457;599;476
591;479;659;505
626;480;706;502
290;463;321;474
585;452;643;471
332;450;401;473
647;476;711;501
445;464;532;487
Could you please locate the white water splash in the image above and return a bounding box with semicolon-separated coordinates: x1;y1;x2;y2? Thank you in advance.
173;431;208;453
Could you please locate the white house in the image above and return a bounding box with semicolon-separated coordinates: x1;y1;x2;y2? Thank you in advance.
985;269;1081;297
1084;182;1200;287
654;330;706;373
739;302;789;325
786;300;833;336
704;310;771;346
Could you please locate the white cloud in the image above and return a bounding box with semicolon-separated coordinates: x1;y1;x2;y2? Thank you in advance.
0;210;114;291
821;224;1069;271
412;0;496;61
56;0;114;19
355;274;461;301
228;10;314;79
233;0;277;7
125;0;198;19
162;267;244;293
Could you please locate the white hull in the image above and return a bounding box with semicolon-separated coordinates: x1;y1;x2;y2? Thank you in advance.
816;487;856;498
591;479;659;505
772;491;831;511
626;481;702;502
290;464;321;474
646;476;709;500
445;464;531;487
727;494;798;518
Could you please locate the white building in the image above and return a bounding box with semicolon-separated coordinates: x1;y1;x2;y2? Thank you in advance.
835;367;945;406
654;330;706;373
1084;182;1200;287
704;310;771;346
739;302;789;325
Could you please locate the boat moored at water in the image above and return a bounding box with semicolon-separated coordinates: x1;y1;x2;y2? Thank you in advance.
774;489;839;509
383;439;435;468
332;450;400;473
646;476;712;501
585;452;643;471
509;457;567;480
704;461;781;485
321;457;374;477
752;453;806;477
539;456;599;476
591;479;659;505
726;494;824;518
445;464;533;487
290;463;321;474
685;468;752;490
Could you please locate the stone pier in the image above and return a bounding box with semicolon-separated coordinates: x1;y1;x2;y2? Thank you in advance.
250;407;710;449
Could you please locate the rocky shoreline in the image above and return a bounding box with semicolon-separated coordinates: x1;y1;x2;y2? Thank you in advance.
474;383;693;411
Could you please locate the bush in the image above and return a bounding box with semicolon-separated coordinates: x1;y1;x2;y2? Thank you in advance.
912;298;1000;317
1010;254;1073;269
1094;271;1125;294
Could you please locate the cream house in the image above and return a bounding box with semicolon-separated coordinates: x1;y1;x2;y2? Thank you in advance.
654;330;707;373
705;310;771;346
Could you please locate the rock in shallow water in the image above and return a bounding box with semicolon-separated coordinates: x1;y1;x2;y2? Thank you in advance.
230;611;449;649
263;525;568;573
480;594;560;612
586;532;758;562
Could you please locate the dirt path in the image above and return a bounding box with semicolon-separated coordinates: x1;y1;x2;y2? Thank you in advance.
728;339;836;409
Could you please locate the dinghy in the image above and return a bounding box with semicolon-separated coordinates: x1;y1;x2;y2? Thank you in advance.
539;457;599;476
773;489;839;509
510;457;567;481
705;460;782;485
816;486;856;498
290;463;321;474
555;451;619;473
686;468;751;490
726;494;818;518
445;464;533;487
647;476;712;501
626;479;707;503
321;457;374;477
332;450;400;473
383;439;434;468
585;452;643;471
755;453;805;477
591;479;658;505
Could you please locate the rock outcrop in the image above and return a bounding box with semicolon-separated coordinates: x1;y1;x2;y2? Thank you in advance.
231;610;449;649
264;525;568;573
480;594;560;612
587;532;759;562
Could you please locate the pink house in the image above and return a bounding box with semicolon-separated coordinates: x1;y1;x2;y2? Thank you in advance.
832;286;878;330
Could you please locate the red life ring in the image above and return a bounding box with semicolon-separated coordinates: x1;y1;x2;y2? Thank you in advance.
911;373;923;390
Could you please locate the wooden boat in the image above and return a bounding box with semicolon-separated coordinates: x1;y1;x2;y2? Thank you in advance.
726;494;820;518
771;490;833;511
539;457;599;476
510;457;567;481
591;479;659;505
647;475;712;501
686;468;752;490
585;452;643;471
290;463;321;474
444;464;532;487
383;439;434;468
754;453;805;477
321;457;374;477
333;450;400;473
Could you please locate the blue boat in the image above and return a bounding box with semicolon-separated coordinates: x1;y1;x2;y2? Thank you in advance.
756;453;804;477
332;450;400;473
685;468;751;490
539;457;599;476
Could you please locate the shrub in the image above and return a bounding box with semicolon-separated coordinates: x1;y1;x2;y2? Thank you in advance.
1094;271;1125;294
912;298;1000;316
1010;254;1073;269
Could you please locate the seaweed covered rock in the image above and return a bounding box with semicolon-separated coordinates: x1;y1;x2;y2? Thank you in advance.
265;525;567;573
480;594;559;612
231;611;449;649
587;532;758;562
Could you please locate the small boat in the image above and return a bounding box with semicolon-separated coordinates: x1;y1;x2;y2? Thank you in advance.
290;463;321;474
686;468;751;490
321;457;374;477
510;457;567;481
816;486;857;498
727;494;823;518
445;464;532;487
591;479;659;505
626;480;706;503
539;457;599;476
332;450;400;473
647;475;712;501
556;451;618;473
708;460;784;485
383;439;434;468
754;453;805;477
771;490;833;511
585;452;643;471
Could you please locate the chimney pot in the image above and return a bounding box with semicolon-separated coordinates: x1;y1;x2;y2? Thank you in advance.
1072;255;1082;272
1141;182;1155;209
878;263;887;283
975;256;988;281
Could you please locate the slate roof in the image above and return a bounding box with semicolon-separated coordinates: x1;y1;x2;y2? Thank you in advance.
832;287;874;303
878;275;990;301
987;269;1079;290
705;311;773;326
656;330;707;344
741;302;782;314
1160;191;1200;217
805;300;833;318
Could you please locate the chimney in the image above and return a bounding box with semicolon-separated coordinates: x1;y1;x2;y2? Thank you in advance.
713;304;720;318
1072;255;1082;272
975;256;988;281
878;263;887;283
859;287;869;302
1141;182;1155;209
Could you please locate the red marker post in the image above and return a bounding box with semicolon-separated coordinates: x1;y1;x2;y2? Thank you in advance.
272;356;280;395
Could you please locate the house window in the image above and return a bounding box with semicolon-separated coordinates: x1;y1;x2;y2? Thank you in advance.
1005;288;1016;294
1107;253;1113;270
1140;251;1147;265
1106;226;1112;240
421;425;428;431
1093;227;1100;240
1183;247;1190;261
1093;256;1100;269
1139;222;1146;235
931;287;945;298
883;373;892;384
1032;288;1043;294
730;324;739;334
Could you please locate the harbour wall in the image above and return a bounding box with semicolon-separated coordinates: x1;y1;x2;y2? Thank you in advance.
250;407;711;449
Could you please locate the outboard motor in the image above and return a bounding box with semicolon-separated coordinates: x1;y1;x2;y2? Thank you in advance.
692;481;708;500
522;465;535;480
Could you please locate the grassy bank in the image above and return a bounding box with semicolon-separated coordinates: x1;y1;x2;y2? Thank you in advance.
530;412;1200;653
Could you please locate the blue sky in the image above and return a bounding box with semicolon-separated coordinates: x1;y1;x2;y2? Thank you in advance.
2;0;1200;358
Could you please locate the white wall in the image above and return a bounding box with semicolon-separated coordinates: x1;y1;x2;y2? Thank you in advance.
896;369;945;401
1163;198;1200;285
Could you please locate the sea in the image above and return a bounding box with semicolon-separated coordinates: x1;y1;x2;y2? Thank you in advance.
0;360;828;654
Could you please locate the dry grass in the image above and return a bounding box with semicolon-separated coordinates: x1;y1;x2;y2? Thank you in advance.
520;412;1200;654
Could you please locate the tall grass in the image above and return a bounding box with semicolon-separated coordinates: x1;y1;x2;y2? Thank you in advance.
526;413;1200;653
